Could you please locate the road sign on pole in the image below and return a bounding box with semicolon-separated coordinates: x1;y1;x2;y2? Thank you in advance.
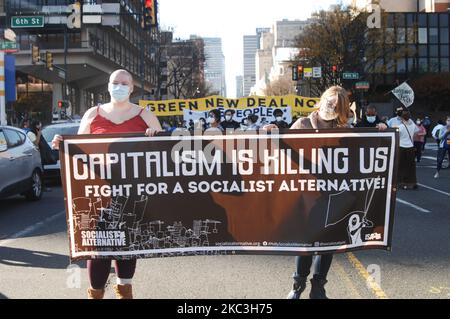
355;81;370;90
0;42;18;52
343;72;360;80
304;68;313;78
313;67;322;78
11;16;44;28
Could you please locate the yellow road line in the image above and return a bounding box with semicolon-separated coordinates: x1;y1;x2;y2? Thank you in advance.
333;257;362;299
347;252;388;299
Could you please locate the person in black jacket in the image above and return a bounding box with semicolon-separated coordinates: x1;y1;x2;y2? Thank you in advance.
220;109;240;130
270;108;290;129
29;120;56;192
355;105;385;128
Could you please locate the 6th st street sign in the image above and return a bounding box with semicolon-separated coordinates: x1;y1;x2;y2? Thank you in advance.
11;16;44;28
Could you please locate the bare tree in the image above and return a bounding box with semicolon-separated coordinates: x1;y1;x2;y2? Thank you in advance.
263;77;296;96
294;3;408;96
161;37;218;99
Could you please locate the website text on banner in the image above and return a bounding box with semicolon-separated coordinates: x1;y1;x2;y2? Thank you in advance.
60;129;398;261
139;95;320;117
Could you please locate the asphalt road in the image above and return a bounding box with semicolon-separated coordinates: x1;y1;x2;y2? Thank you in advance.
0;145;449;299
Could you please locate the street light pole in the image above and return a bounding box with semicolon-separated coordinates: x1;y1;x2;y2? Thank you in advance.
140;38;145;100
63;25;68;117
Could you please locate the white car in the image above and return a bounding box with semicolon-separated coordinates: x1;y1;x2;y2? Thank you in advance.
41;121;80;179
0;126;43;200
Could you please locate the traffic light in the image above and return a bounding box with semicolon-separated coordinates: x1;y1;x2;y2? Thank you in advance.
292;66;299;81
332;65;337;73
32;45;40;64
57;100;69;109
46;51;53;70
142;0;157;29
296;65;304;80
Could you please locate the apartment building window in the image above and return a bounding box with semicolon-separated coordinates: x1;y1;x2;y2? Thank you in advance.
418;58;428;72
407;45;417;57
418;45;428;57
406;14;415;27
386;28;395;44
418;14;427;27
429;14;438;27
407;28;416;43
407;58;415;72
430;45;439;57
418;28;427;43
397;58;406;73
441;58;450;72
397;28;406;44
440;14;449;27
429;28;439;44
440;28;449;43
429;58;439;72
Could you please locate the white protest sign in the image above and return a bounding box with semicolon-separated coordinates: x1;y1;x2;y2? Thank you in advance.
183;106;292;126
391;82;414;108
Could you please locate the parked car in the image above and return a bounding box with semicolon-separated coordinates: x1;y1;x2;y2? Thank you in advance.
0;126;43;201
41;121;80;179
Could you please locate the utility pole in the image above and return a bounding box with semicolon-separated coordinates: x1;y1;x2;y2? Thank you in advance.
140;37;145;99
63;25;68;117
0;51;6;125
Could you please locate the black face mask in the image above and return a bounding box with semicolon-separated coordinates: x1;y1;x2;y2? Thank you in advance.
402;114;410;121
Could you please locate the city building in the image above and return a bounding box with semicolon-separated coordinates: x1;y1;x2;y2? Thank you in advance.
235;75;243;98
369;11;449;85
352;0;450;12
273;19;310;47
2;0;160;122
242;35;258;96
203;37;226;96
242;28;271;96
250;19;311;95
255;31;274;85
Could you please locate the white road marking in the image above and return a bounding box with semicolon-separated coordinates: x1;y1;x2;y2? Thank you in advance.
396;198;431;213
0;211;65;247
417;183;450;196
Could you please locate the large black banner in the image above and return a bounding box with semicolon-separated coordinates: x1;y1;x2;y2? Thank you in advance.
60;129;398;261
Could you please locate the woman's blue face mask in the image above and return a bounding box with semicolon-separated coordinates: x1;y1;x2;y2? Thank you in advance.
108;83;130;102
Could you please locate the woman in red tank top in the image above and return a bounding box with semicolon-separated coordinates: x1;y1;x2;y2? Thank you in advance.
52;69;162;299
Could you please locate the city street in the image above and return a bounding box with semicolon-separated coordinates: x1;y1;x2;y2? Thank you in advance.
0;145;449;299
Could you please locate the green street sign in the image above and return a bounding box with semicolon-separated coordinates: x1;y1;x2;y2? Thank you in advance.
11;16;44;28
343;72;360;80
0;42;18;50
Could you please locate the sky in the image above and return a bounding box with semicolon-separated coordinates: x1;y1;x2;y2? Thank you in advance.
158;0;346;98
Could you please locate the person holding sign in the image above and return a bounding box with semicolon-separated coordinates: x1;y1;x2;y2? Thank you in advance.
279;86;386;299
284;86;351;299
52;69;162;299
